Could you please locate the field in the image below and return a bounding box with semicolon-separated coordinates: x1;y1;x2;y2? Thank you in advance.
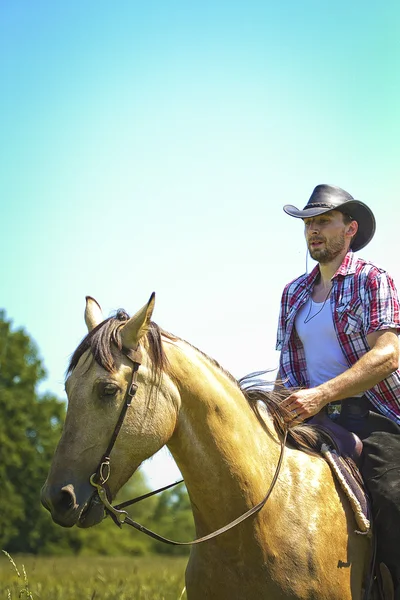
0;554;188;600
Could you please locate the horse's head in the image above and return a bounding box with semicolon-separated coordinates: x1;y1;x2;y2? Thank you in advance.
41;294;179;528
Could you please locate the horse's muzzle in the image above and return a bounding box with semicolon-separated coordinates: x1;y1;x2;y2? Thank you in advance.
41;482;103;528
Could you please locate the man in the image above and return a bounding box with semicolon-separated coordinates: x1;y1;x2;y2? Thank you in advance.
276;184;400;592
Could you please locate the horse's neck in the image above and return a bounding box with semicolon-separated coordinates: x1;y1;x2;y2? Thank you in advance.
165;341;281;529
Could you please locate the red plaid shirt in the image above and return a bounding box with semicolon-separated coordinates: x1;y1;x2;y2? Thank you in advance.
276;251;400;424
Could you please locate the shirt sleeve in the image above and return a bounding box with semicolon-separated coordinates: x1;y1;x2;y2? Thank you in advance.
365;270;400;334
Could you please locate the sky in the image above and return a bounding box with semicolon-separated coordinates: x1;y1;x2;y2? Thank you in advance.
1;0;399;488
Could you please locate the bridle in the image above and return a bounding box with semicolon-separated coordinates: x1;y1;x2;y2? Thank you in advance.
89;345;288;546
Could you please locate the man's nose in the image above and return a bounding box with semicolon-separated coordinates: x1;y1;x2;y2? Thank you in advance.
306;220;319;233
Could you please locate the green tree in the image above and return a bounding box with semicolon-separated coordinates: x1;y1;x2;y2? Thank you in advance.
151;485;194;555
0;310;65;552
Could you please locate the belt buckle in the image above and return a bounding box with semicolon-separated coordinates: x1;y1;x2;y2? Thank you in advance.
327;402;341;417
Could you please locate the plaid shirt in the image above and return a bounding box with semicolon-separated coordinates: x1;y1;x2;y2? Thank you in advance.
276;251;400;424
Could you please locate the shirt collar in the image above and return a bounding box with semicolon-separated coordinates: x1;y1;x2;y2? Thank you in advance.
333;251;357;277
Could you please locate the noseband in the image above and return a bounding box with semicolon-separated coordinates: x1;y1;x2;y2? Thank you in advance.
90;345;288;546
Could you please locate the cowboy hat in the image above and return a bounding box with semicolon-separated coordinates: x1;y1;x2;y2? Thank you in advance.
283;184;376;251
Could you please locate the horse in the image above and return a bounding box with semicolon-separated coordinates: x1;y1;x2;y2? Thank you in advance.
41;294;372;599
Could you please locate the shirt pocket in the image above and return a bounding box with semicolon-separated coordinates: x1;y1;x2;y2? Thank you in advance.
336;298;364;335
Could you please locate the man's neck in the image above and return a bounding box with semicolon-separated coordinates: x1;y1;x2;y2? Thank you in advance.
318;249;349;287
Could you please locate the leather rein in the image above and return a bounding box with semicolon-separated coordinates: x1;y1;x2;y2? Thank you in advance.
89;345;288;546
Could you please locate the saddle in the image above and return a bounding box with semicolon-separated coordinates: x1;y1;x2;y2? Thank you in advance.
320;442;370;533
310;413;371;534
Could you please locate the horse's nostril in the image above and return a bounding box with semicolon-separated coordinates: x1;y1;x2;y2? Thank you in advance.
58;485;77;511
43;484;77;514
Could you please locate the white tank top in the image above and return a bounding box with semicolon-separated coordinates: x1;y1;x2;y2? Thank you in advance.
295;298;349;387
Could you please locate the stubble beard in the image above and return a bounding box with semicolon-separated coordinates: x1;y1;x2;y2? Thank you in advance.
308;231;347;264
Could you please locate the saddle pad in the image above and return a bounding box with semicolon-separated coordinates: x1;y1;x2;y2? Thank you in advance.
321;444;371;534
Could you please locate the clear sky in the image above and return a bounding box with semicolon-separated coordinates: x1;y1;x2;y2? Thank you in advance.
1;0;399;487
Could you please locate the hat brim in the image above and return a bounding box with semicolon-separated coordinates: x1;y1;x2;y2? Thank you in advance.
283;200;376;252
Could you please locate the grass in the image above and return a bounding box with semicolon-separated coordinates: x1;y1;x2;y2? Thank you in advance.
0;552;187;600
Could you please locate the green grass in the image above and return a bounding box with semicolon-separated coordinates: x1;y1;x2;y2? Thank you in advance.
0;553;187;600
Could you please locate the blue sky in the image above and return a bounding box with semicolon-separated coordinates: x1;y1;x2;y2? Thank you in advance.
1;0;399;486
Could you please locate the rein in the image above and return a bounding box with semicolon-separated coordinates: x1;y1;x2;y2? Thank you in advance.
90;345;288;546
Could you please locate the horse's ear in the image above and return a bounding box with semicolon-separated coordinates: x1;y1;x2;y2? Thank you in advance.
121;293;155;348
85;296;104;332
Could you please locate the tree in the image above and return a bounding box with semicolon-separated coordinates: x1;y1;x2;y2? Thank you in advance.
0;310;65;552
150;485;194;555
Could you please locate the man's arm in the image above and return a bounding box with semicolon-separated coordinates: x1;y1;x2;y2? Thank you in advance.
280;329;399;422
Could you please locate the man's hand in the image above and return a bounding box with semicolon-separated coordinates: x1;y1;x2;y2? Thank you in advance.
280;387;327;423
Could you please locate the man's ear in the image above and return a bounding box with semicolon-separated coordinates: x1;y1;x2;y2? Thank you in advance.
347;220;358;238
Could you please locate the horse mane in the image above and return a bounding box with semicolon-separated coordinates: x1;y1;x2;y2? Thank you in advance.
239;372;333;456
67;311;330;455
66;310;170;377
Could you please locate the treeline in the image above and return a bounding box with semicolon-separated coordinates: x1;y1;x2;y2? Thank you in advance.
0;310;193;556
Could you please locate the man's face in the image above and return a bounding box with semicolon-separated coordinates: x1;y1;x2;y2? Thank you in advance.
303;210;352;264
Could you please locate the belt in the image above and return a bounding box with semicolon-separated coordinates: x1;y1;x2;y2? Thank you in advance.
327;396;374;418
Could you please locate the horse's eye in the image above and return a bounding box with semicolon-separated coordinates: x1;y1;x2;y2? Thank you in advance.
100;383;119;397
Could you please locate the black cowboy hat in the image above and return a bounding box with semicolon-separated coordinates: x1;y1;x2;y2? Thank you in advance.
283;184;376;252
